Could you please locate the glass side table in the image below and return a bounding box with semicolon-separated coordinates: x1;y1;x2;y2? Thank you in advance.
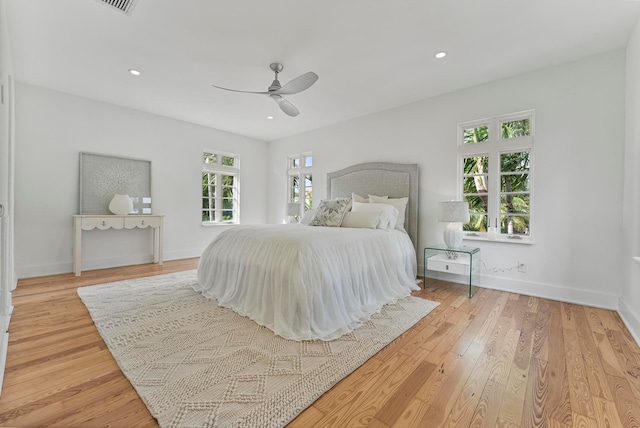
423;244;481;298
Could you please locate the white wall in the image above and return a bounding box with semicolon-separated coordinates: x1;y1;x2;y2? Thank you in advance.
14;83;268;277
0;0;14;394
621;17;640;344
268;50;626;309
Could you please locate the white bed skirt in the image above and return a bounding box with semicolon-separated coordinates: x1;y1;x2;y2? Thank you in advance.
195;224;419;341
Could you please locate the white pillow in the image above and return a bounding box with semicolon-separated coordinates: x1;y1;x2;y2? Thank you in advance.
351;201;399;230
369;195;409;231
340;211;382;229
352;193;389;203
351;192;368;203
309;198;352;227
368;194;388;200
300;209;316;225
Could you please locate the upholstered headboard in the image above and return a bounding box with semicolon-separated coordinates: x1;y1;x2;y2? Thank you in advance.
326;162;419;252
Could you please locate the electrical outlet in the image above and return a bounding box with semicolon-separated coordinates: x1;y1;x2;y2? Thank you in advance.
517;260;527;273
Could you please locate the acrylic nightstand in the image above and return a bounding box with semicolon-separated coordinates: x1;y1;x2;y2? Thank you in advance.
423;244;481;298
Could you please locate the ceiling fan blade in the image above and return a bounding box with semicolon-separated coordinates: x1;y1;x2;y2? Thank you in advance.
211;84;269;95
270;94;300;117
272;72;318;95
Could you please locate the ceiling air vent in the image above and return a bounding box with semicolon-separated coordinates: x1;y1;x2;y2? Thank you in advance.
98;0;139;15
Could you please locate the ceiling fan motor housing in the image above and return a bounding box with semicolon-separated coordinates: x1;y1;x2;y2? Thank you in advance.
268;63;283;92
268;79;282;92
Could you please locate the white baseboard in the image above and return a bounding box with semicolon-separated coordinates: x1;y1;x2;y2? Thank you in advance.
477;274;618;310
422;271;618;310
618;298;640;348
163;248;202;261
16;261;73;278
16;249;204;279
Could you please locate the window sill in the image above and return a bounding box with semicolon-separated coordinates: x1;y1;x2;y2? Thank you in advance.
201;222;239;227
464;235;534;245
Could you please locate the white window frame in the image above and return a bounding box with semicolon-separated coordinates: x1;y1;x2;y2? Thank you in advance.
286;153;312;219
202;150;239;224
457;110;535;244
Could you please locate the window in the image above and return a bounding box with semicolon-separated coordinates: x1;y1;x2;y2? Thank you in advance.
202;151;239;224
458;111;534;242
287;153;312;219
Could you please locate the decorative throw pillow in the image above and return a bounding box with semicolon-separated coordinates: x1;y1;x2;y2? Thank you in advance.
369;195;409;231
309;198;352;227
351;201;399;230
340;211;382;229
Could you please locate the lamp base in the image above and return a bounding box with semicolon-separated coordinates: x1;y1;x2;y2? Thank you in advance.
443;222;463;249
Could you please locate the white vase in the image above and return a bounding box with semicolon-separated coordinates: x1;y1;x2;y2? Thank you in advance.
109;194;133;215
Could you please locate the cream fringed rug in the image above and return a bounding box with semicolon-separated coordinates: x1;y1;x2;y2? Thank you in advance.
78;270;439;428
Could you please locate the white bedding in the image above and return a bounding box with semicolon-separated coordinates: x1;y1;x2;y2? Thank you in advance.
195;224;419;341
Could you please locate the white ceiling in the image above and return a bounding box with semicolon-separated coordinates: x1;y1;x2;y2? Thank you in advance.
5;0;640;142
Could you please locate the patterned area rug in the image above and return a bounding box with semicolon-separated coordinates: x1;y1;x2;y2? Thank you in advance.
78;270;439;428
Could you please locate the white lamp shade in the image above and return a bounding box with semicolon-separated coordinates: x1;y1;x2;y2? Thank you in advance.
287;202;301;216
437;201;470;223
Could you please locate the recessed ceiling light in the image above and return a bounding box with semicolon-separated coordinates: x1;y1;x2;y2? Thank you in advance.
434;51;447;59
128;69;141;76
267;116;274;120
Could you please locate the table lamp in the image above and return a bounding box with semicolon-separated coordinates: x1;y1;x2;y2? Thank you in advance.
437;201;470;257
287;202;301;223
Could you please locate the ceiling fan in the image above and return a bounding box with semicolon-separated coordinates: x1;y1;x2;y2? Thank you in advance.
211;63;318;117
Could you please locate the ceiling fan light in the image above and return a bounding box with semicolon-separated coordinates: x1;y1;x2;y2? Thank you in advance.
128;68;141;76
434;51;447;59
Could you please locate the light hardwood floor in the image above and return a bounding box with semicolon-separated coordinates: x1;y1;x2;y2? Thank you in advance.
0;259;639;427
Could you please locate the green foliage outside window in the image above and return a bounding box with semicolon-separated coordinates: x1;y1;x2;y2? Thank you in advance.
202;152;238;223
202;172;215;222
462;118;531;236
501;119;530;139
203;152;217;164
463;155;489;232
500;151;530;235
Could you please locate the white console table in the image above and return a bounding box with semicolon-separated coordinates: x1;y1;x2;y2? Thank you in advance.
73;214;164;276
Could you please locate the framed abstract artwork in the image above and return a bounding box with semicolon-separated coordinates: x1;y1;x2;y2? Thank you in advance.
79;152;152;214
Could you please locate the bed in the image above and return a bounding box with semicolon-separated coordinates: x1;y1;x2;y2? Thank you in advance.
194;162;419;341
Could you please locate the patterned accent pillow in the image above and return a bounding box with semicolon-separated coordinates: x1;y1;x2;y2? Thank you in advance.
309;198;352;227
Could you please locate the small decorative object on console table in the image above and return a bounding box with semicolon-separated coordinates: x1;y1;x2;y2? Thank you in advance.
424;244;480;298
108;194;134;215
437;201;470;259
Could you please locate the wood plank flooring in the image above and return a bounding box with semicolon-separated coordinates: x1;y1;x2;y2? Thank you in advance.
0;259;639;427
